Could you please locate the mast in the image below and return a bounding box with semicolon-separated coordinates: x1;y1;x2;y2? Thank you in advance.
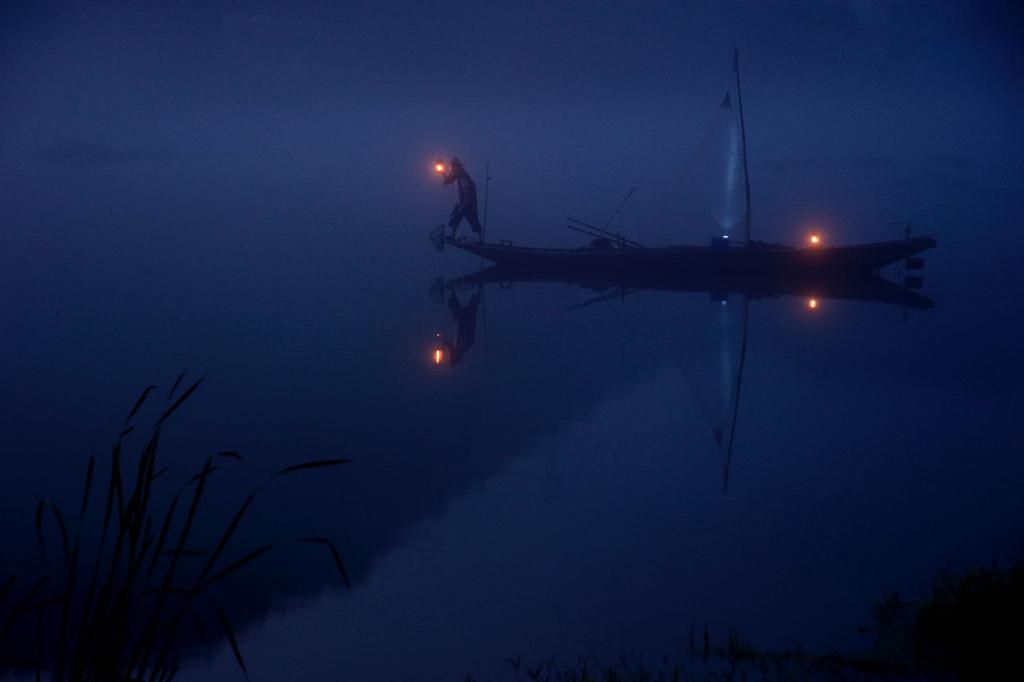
721;48;751;490
734;47;752;244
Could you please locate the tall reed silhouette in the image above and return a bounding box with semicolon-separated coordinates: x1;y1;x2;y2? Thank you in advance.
0;374;351;681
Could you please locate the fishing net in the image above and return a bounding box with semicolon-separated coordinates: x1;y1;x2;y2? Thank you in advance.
647;90;749;244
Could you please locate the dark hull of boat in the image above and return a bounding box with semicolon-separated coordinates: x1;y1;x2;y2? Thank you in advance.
448;263;935;310
447;235;937;275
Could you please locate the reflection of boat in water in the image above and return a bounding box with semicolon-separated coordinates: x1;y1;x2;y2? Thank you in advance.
438;261;934;490
444;233;936;276
446;263;934;310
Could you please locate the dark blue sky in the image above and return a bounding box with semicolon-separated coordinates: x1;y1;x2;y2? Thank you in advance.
3;1;1022;251
3;2;1021;157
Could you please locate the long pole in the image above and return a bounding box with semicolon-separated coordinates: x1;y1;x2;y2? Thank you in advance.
480;160;490;358
603;186;637;230
565;223;619;243
567;217;644;248
734;47;752;244
482;160;491;244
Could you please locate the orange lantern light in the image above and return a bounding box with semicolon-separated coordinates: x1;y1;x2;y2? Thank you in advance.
807;298;819;309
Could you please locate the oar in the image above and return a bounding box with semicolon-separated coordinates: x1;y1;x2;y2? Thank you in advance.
565;223;610;242
567;217;643;248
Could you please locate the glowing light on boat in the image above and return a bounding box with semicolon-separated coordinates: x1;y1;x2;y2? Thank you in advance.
809;232;821;246
807;298;819;309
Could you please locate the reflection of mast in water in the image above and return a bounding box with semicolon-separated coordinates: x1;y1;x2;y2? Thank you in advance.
686;292;747;492
716;302;735;445
720;296;748;491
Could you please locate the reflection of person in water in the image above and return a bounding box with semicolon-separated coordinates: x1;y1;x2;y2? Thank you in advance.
442;287;482;365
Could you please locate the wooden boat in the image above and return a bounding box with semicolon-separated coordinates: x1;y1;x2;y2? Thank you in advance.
445;234;936;276
437;49;937;279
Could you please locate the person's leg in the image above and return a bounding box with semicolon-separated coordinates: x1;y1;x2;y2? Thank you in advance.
466;201;483;238
448;204;465;238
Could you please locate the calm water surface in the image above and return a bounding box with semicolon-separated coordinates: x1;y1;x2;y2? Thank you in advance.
1;143;1022;681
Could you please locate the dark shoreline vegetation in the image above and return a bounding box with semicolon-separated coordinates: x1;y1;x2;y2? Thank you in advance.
470;562;1023;682
0;376;350;681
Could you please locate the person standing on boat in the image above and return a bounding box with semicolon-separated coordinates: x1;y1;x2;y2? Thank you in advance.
443;157;483;241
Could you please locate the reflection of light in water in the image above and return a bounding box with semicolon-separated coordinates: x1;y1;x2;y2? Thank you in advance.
432;332;446;365
718;301;737;444
807;298;819;309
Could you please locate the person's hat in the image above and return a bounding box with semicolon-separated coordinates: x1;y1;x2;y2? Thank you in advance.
450;157;463;168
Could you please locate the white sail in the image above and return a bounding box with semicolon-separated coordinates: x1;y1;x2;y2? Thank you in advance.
647;86;749;245
717;92;745;241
